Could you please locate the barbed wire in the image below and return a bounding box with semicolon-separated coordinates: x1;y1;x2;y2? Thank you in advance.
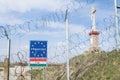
0;20;119;80
0;0;120;80
0;28;116;79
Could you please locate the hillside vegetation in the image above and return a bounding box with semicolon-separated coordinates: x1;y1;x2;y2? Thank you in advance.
29;50;120;80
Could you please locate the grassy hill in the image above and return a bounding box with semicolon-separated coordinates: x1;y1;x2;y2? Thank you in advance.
28;50;120;80
78;50;120;80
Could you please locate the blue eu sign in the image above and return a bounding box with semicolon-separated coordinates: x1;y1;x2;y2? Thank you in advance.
30;41;47;58
29;41;47;67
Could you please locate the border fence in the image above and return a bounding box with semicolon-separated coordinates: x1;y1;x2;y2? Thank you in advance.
0;0;120;80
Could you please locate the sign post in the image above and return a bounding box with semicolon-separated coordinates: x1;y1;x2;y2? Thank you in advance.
43;67;46;80
29;41;47;67
29;41;47;80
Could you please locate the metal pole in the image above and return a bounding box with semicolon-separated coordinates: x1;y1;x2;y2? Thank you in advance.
43;67;46;80
20;62;23;80
30;67;32;80
114;0;119;51
65;9;70;80
7;39;11;80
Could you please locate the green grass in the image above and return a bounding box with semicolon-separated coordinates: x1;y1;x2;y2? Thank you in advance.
25;50;120;80
26;69;43;80
77;50;120;80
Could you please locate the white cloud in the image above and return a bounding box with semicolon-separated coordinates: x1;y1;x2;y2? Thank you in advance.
18;30;40;35
47;21;89;34
24;21;88;35
18;29;64;39
48;21;65;29
0;16;24;25
20;45;29;50
0;0;68;13
57;41;66;47
0;0;87;13
69;24;89;34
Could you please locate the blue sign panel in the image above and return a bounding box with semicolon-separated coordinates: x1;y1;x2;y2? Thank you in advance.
30;41;47;58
